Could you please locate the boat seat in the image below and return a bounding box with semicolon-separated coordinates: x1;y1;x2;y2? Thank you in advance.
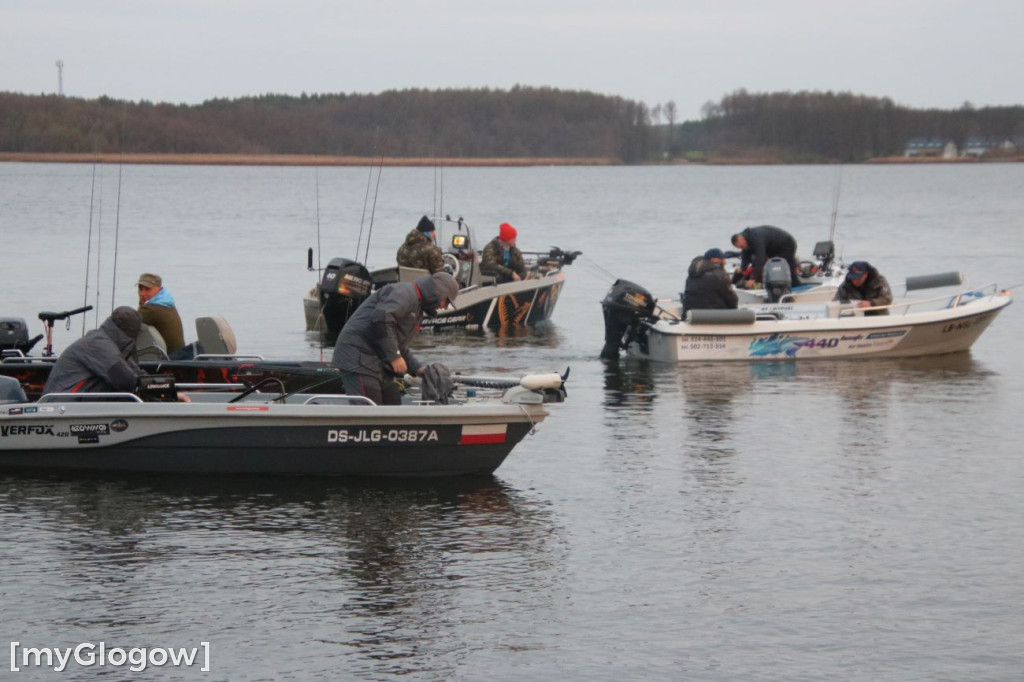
136;323;170;361
0;375;27;404
195;316;237;355
396;265;430;283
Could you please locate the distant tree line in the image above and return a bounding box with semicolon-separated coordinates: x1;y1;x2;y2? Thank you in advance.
668;89;1024;162
0;87;651;162
2;87;1022;163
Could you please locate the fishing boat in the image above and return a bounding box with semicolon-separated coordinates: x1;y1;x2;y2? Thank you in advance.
0;370;567;477
730;239;847;305
303;216;580;342
1;307;344;401
600;275;1013;363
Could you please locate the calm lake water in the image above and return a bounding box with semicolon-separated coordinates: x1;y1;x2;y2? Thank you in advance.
1;162;1023;680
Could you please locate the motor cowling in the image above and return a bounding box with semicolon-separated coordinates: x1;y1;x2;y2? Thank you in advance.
318;258;373;340
600;279;656;359
762;257;792;303
0;317;41;354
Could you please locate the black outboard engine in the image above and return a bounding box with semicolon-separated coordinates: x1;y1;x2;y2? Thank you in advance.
547;247;582;266
600;279;656;359
762;257;792;303
0;317;43;355
318;258;373;341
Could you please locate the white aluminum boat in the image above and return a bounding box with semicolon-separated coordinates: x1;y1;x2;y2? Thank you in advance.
602;280;1012;363
0;372;566;477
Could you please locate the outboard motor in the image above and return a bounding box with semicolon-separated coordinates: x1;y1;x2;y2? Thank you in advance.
0;317;42;355
600;279;656;359
546;247;582;266
762;257;792;303
318;258;373;341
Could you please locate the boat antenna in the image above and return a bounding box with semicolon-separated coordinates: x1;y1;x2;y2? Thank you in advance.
829;166;842;243
109;102;128;313
82;163;97;335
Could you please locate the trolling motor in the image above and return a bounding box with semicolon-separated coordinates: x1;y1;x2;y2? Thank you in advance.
545;247;582;266
762;257;793;303
600;279;656;359
317;258;373;341
37;305;93;357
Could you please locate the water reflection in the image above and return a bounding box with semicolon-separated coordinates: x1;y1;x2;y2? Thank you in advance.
414;323;567;351
601;358;657;411
307;323;568;355
0;473;565;678
676;363;754;458
771;354;994;460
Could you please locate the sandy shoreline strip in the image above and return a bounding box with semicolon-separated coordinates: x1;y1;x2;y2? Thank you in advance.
0;152;618;167
1;152;1018;166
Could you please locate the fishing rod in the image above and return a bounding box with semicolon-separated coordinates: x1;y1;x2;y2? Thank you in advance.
362;152;384;265
829;166;842;244
314;166;322;274
110;102;128;314
434;147;444;222
354;128;384;263
82;163;98;336
94;171;104;327
354;161;373;261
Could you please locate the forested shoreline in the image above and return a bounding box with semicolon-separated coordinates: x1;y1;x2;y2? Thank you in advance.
2;87;1022;165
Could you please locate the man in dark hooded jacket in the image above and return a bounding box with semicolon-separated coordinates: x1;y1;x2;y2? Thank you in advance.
331;271;460;405
834;260;893;316
43;307;146;395
731;225;801;287
682;248;739;317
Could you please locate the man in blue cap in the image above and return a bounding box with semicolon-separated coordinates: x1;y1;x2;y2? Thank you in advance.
834;260;893;315
682;248;738;317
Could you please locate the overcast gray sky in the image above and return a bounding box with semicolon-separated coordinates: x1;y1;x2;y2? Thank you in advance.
3;0;1021;120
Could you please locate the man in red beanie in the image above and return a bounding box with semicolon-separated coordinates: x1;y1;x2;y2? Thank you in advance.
481;222;528;283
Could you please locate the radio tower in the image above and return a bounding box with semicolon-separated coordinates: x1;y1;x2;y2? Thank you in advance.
56;60;64;96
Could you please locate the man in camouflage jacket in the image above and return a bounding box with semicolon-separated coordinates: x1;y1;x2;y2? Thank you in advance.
480;222;528;283
396;215;444;273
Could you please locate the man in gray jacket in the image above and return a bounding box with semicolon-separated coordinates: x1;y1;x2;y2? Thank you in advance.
43;307;146;395
331;271;460;405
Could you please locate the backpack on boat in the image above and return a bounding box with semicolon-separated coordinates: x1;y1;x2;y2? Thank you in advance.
421;363;455;404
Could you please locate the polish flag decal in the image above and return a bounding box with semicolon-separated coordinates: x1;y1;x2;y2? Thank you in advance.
460;423;507;445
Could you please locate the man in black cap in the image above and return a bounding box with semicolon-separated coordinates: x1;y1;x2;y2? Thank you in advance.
731;225;801;288
396;215;445;274
43;307;147;395
834;261;893;315
682;248;739;317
